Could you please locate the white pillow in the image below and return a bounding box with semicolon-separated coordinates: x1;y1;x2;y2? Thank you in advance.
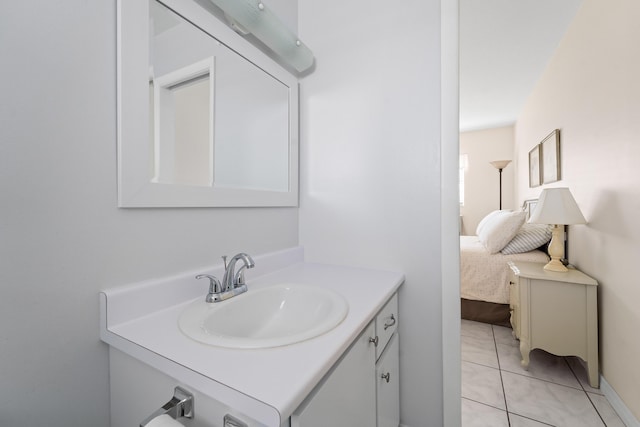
475;210;511;236
478;211;527;254
501;223;552;255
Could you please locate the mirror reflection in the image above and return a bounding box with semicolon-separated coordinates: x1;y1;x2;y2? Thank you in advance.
148;1;290;192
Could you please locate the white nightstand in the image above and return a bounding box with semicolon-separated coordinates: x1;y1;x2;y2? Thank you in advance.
508;261;599;388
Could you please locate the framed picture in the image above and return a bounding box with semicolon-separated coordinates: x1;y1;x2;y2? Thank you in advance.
522;199;538;220
529;145;541;187
541;129;561;184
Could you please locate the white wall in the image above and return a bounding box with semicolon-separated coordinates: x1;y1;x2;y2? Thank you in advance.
460;126;515;235
0;2;298;426
0;1;460;425
514;0;640;421
298;0;456;425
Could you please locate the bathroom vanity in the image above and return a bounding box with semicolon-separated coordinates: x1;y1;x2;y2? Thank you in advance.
100;247;403;426
291;294;399;427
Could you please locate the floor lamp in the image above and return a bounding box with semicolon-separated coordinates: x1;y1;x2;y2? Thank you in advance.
489;160;511;210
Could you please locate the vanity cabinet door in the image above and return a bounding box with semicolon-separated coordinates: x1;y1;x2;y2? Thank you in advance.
291;322;376;427
376;333;399;427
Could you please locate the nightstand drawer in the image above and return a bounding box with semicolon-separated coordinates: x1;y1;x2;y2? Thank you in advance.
508;269;519;337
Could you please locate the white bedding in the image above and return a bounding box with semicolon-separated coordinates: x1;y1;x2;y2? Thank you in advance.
460;235;549;304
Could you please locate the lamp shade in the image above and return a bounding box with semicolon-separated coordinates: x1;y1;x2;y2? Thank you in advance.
489;160;511;170
529;188;587;225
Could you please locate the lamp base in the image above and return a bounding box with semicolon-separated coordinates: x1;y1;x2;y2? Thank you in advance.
543;258;568;272
544;225;568;272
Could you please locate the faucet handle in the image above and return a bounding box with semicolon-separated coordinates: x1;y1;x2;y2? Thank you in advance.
196;274;222;301
236;269;246;286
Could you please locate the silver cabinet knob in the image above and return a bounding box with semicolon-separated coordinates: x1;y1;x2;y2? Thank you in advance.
369;336;379;347
381;372;391;383
383;314;396;330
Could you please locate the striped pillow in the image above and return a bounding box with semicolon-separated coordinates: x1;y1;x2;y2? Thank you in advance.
501;224;552;255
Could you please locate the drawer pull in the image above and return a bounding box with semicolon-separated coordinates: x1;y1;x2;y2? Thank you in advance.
369;336;379;347
383;314;396;330
381;372;391;383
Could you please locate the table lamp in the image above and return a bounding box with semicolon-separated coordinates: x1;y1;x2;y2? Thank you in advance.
529;187;587;272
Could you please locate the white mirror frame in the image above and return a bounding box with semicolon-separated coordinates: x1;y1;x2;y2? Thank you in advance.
117;0;299;207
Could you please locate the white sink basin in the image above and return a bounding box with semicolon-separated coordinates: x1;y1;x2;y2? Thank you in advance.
178;284;349;349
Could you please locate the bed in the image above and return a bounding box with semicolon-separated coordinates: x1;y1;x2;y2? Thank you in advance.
460;235;549;326
461;202;550;326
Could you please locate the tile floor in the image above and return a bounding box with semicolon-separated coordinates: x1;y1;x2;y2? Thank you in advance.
461;319;626;427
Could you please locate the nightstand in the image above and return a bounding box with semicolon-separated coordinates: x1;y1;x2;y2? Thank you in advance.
508;261;599;388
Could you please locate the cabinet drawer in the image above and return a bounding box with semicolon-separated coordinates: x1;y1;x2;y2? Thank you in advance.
375;293;398;360
508;272;520;336
376;333;400;427
508;271;518;307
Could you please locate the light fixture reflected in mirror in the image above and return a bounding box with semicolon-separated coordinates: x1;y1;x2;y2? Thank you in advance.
207;0;314;72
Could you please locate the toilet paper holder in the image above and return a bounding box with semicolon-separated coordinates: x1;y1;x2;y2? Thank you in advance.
140;386;194;427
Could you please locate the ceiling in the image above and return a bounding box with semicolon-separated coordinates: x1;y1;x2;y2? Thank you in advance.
459;0;584;132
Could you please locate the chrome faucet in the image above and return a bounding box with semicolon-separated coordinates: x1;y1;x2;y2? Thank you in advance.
222;253;255;292
195;253;254;303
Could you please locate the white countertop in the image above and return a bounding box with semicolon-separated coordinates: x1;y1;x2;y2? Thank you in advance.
100;247;404;425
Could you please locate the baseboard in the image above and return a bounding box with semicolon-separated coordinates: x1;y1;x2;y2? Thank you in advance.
601;375;640;427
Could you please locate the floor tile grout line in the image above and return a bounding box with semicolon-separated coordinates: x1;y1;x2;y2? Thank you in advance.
494;337;585;392
495;325;587;427
507;412;556;427
461;329;502;370
500;364;585;391
492;325;511;427
564;356;587;392
562;355;606;423
584;389;609;426
564;356;605;396
462;397;509;413
463;322;618;427
502;336;605;426
462;359;500;370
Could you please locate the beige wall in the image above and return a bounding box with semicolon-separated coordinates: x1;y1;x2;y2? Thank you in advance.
460;126;515;235
514;0;640;420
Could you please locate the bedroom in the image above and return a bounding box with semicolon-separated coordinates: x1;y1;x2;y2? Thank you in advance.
459;0;640;425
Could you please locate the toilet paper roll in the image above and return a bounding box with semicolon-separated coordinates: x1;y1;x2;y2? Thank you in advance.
144;414;185;427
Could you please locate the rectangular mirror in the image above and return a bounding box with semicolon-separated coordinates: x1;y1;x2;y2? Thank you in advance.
118;0;299;207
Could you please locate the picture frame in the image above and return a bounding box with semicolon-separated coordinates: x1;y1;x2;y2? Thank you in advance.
528;145;541;188
541;129;561;184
